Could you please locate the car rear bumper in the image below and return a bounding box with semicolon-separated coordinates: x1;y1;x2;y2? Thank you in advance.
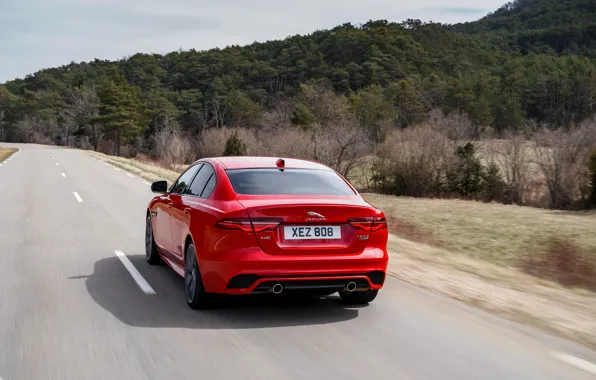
199;247;388;294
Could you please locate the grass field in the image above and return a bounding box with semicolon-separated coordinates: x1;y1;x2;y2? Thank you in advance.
365;195;596;268
0;147;17;162
87;151;596;348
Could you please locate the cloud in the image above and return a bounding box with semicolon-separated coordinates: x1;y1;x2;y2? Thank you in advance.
0;0;504;83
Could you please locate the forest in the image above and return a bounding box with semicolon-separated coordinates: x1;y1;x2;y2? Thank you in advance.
1;0;596;210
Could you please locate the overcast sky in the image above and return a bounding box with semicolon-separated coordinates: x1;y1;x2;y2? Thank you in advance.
0;0;506;83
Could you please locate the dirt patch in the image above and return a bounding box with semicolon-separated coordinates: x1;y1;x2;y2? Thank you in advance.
522;237;596;291
386;215;443;247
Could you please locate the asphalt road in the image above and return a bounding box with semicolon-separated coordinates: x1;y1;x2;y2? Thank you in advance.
1;143;596;380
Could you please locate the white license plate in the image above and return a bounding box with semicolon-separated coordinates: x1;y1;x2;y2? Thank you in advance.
284;226;341;240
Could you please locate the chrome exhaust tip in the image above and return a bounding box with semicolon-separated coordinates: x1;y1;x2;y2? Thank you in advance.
272;283;284;295
346;281;357;292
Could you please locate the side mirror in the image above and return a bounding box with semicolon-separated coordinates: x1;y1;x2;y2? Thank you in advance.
151;180;168;193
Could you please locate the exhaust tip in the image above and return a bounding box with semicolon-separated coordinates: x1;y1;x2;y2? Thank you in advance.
346;281;357;292
272;283;284;295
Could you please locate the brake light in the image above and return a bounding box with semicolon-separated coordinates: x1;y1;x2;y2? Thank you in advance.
215;219;254;232
215;218;281;233
348;217;374;231
251;219;282;232
371;217;387;231
348;217;387;232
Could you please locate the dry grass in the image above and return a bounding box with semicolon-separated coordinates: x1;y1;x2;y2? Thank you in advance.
0;147;17;162
85;150;180;184
364;194;596;348
364;194;596;267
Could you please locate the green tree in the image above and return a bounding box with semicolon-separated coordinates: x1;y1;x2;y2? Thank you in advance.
350;84;395;143
95;72;148;156
222;131;247;156
291;103;316;129
225;90;263;127
447;142;486;197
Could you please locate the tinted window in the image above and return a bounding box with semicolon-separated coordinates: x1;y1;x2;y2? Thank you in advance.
170;164;201;194
225;169;356;196
188;164;215;198
201;174;216;198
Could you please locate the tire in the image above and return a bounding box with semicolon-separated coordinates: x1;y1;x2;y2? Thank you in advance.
145;215;162;265
184;243;213;310
339;290;378;305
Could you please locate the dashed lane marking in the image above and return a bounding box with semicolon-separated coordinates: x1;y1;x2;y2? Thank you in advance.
114;251;156;295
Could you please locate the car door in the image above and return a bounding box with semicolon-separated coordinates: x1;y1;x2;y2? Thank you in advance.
169;163;216;262
153;192;173;253
165;164;202;262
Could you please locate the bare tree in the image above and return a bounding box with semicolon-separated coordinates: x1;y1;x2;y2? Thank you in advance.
375;124;456;197
62;87;101;150
313;120;372;178
428;108;476;142
486;132;532;205
532;121;596;209
154;117;194;169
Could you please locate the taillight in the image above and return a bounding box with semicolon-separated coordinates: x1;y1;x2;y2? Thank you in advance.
371;217;387;231
215;219;254;232
348;217;375;231
215;218;281;233
348;217;387;232
251;219;282;232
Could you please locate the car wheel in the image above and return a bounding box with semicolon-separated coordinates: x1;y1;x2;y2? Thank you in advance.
184;243;213;309
339;290;378;305
145;215;162;265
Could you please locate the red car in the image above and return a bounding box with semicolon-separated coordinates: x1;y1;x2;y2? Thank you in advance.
145;156;389;309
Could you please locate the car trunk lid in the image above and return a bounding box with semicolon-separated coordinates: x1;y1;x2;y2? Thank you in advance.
236;196;377;255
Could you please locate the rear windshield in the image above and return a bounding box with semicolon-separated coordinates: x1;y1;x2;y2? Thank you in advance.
225;168;356;196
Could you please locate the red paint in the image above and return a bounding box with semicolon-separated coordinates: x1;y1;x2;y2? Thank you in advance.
148;157;388;295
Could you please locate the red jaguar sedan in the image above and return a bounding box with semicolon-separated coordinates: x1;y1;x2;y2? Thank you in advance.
145;156;389;309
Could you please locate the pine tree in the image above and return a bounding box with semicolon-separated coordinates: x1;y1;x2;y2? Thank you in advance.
95;71;148;156
222;131;247;156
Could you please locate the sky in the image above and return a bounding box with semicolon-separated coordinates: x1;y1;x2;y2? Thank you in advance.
0;0;506;83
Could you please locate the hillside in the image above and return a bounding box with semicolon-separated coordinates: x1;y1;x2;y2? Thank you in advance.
1;0;596;150
450;0;596;55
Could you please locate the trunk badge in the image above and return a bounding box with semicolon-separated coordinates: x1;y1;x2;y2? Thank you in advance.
307;212;325;219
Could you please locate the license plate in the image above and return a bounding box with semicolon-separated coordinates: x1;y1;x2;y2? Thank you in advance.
284;226;341;240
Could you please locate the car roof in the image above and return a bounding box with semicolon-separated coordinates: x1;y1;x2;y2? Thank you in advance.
202;156;333;171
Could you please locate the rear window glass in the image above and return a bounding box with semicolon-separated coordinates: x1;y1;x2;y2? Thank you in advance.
225;169;356;196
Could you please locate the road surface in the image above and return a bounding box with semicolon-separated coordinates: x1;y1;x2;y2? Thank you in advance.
1;143;595;380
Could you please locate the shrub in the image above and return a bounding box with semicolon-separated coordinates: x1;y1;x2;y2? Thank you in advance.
446;142;486;197
373;124;455;197
222;131;247;156
482;162;507;202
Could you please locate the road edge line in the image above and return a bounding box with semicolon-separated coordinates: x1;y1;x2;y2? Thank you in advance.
552;352;596;375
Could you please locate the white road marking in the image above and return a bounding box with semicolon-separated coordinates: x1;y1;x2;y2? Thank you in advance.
0;164;3;167
55;163;59;166
553;352;596;375
126;173;134;178
143;181;150;185
115;167;121;171
114;251;156;295
72;192;83;203
61;173;66;178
